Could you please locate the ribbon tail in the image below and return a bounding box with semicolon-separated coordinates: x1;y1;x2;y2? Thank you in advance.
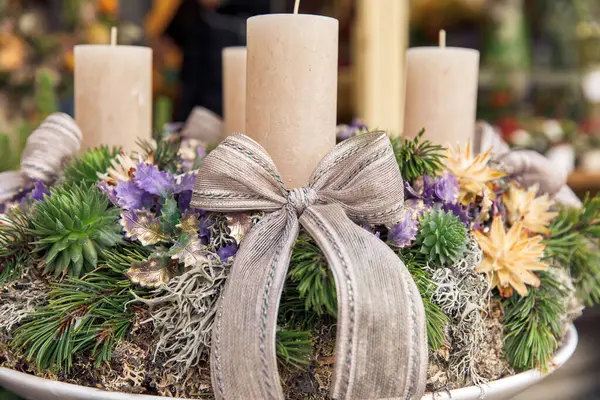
300;204;428;400
210;208;298;400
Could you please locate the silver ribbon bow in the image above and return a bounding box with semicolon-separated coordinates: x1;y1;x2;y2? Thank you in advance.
475;122;581;208
191;132;427;400
0;113;82;204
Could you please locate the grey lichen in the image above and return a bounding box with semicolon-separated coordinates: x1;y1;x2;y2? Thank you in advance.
427;234;491;386
0;279;49;332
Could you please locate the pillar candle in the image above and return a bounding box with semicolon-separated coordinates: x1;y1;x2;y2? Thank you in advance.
222;47;247;137
75;42;152;152
403;32;479;148
353;0;409;137
246;14;338;188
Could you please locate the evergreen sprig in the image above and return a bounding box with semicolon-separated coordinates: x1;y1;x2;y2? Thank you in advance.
287;234;337;320
544;194;600;305
63;146;120;187
400;249;448;350
137;135;182;172
30;183;122;277
11;245;150;371
502;270;566;372
0;208;35;284
276;329;312;370
391;129;446;182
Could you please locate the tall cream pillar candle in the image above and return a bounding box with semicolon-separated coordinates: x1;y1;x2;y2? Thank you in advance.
246;13;338;188
222;47;247;137
353;0;408;137
403;31;479;147
75;31;152;152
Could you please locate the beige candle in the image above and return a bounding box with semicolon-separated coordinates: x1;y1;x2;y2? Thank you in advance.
353;0;409;137
246;12;338;188
75;29;152;152
403;31;479;148
222;47;247;137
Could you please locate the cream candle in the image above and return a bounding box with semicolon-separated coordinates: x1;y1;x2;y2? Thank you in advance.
403;31;480;148
74;28;152;152
245;7;338;188
222;46;247;137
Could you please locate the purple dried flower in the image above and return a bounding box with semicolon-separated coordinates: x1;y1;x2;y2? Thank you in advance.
134;163;176;196
198;215;212;242
115;181;153;210
98;181;119;205
336;118;368;140
433;173;459;203
178;190;192;212
175;172;197;193
442;202;472;226
218;243;238;261
31;180;49;201
389;211;418;248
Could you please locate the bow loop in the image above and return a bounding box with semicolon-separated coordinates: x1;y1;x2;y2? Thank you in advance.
287;187;319;215
192;135;288;212
310;131;405;225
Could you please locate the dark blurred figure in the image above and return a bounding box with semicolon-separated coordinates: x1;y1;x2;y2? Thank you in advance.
165;0;270;121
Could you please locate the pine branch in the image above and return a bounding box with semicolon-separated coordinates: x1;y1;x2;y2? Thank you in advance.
502;270;566;372
391;129;447;182
63;146;121;187
276;329;312;371
544;194;600;305
137;135;182;172
11;245;150;371
0;208;36;284
400;249;449;350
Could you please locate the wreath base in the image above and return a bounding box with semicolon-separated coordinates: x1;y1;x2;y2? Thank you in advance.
0;325;578;400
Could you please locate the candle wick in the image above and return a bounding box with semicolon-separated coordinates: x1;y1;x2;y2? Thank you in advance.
293;0;300;14
111;27;118;46
439;29;446;49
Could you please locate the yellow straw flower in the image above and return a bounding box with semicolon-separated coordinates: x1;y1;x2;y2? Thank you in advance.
474;215;548;297
446;141;506;205
503;183;558;235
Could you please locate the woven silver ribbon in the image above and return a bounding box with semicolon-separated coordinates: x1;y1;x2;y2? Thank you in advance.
191;132;427;400
0;113;82;204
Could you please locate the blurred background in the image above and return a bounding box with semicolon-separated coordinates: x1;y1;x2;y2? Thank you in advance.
0;0;600;399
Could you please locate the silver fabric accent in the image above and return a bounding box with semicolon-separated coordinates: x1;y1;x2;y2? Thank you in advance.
191;132;427;400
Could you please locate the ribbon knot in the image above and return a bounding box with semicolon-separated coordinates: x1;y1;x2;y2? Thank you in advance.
287;187;318;215
191;132;427;400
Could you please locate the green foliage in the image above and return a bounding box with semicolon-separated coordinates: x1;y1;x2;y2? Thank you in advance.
30;183;122;278
160;195;181;233
154;96;173;132
0;208;35;284
34;69;59;121
416;209;467;266
544;194;600;305
138;135;182;172
0;122;31;172
63;146;121;187
391;129;446;182
286;234;337;324
503;270;566;372
400;249;448;350
276;329;312;370
11;245;149;371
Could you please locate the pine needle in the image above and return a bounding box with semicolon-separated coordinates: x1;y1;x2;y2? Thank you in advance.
0;208;35;284
11;245;150;371
502;271;566;372
276;329;312;371
544;193;600;305
391;129;447;182
400;249;449;350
